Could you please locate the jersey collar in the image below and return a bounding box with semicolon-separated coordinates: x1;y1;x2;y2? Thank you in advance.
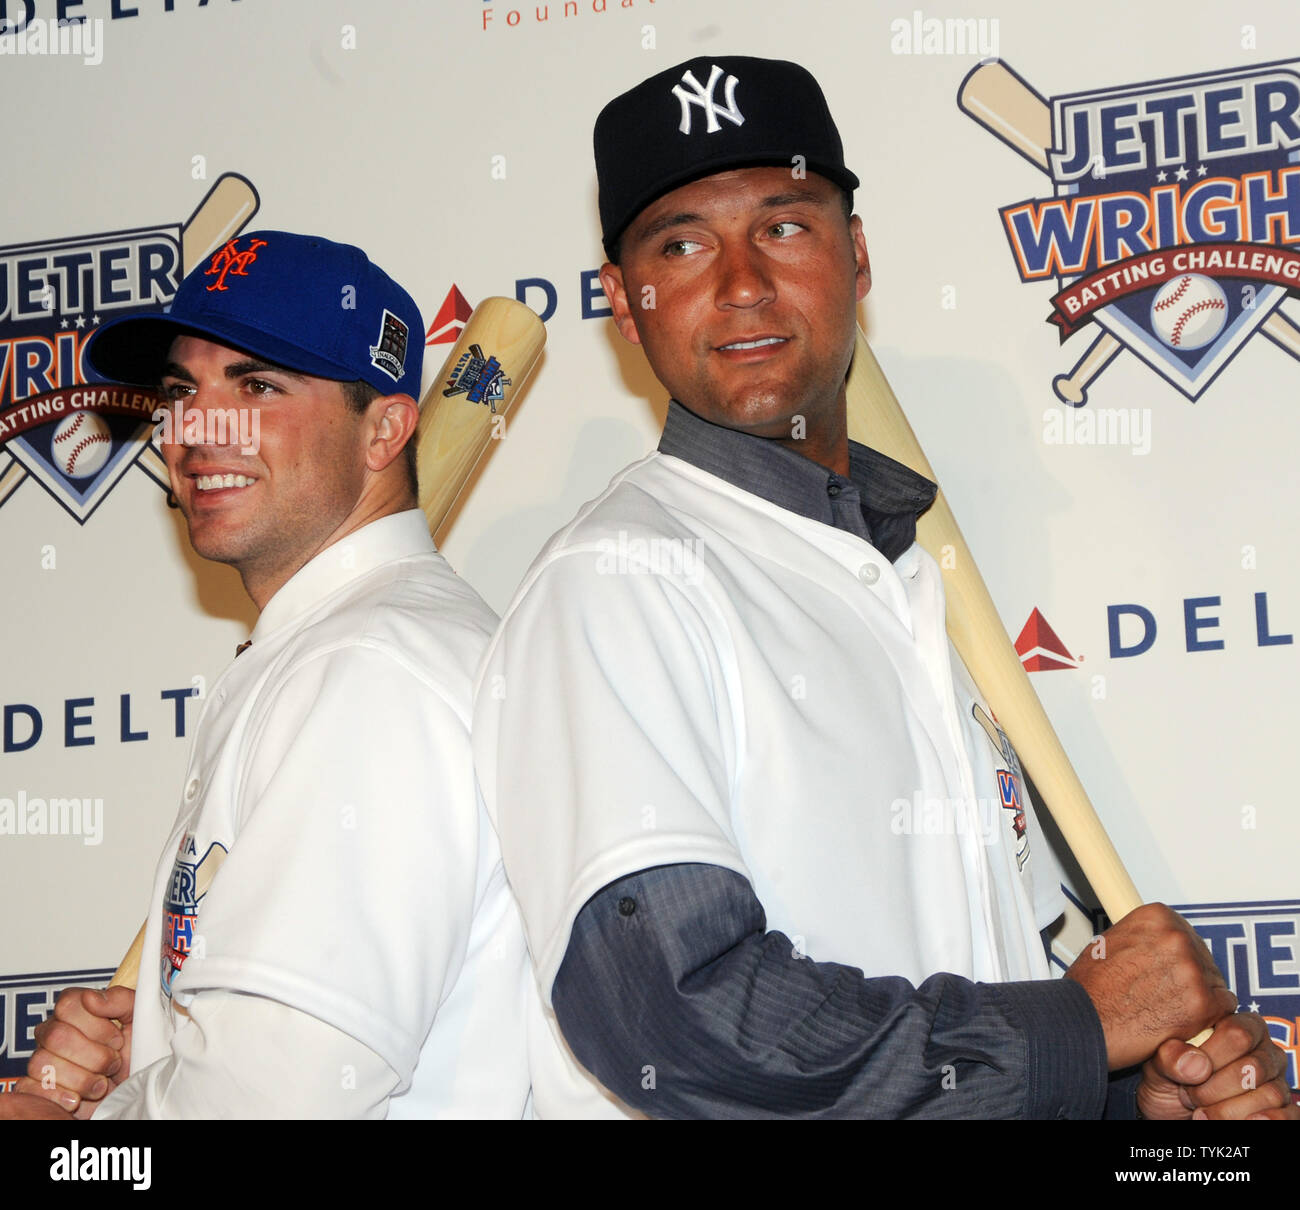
657;399;937;562
249;508;435;644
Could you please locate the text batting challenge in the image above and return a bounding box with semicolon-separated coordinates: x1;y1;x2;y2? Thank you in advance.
994;60;1300;400
0;226;179;516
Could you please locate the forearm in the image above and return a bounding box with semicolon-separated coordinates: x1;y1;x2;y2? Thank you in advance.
93;989;398;1120
553;863;1109;1119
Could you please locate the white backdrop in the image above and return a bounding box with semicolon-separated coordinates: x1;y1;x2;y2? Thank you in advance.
2;0;1296;1086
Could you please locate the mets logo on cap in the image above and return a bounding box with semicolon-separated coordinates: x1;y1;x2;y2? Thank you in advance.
204;237;267;292
963;57;1300;406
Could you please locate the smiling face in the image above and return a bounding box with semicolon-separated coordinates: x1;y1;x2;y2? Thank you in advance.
159;335;377;607
600;166;870;472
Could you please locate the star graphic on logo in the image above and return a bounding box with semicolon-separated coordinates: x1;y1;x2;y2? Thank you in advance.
1249;1001;1261;1014
1156;170;1167;182
75;315;86;328
1175;165;1189;181
1196;163;1208;176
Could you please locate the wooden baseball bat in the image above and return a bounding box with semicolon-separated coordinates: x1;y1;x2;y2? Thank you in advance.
845;327;1141;919
108;297;546;991
846;329;1213;1046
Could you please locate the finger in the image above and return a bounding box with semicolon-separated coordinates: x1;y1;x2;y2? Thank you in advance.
11;1075;81;1114
1193;1077;1295;1121
25;1048;117;1100
27;1029;123;1091
1246;1104;1300;1120
1195;1012;1268;1070
81;985;135;1024
1187;1044;1289;1108
40;989;126;1051
1148;1037;1213;1087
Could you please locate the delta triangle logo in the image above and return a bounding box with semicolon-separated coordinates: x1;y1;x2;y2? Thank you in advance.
426;284;473;345
1015;608;1079;671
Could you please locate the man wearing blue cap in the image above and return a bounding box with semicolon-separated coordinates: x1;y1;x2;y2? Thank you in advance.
10;232;529;1119
474;58;1296;1120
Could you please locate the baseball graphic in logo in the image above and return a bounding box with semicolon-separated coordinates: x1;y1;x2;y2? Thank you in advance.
51;412;112;479
0;173;261;523
1150;274;1228;350
963;59;1300;404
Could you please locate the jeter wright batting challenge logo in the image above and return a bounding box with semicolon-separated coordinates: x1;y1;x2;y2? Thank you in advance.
0;173;259;522
962;59;1300;405
443;342;510;411
162;835;227;998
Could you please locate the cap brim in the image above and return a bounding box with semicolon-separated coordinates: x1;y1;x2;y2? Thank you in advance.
86;312;359;387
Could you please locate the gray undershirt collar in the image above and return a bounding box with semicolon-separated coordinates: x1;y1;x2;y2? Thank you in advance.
657;399;938;563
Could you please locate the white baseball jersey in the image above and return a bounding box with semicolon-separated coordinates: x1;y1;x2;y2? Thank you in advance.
474;453;1064;1115
97;509;530;1119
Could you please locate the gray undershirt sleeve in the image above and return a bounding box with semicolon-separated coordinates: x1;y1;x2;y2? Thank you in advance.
552;862;1111;1119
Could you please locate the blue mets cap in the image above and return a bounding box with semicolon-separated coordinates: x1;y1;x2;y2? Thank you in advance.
87;230;424;400
595;56;860;259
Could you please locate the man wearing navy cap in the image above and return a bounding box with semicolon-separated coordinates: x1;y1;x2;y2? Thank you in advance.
474;58;1296;1119
10;232;529;1119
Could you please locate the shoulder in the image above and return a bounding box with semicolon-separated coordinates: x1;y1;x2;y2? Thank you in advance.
271;552;498;724
488;458;720;634
502;453;732;603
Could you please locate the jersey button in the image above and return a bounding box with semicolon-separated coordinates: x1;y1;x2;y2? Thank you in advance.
184;776;200;802
858;562;881;585
617;896;637;917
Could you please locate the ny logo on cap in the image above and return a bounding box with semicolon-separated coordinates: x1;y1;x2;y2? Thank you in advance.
672;64;744;135
205;237;268;292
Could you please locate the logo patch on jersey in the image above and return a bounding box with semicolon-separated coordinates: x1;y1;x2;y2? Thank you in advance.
161;834;228;998
963;58;1300;405
369;308;409;382
0;174;260;523
972;703;1030;869
442;342;510;410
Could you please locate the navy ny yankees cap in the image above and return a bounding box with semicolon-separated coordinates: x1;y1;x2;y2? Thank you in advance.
87;231;424;400
595;56;860;259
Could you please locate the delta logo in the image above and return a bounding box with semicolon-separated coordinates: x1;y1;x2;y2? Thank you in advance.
426;284;473;345
0;173;259;523
962;59;1300;406
1015;607;1080;671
